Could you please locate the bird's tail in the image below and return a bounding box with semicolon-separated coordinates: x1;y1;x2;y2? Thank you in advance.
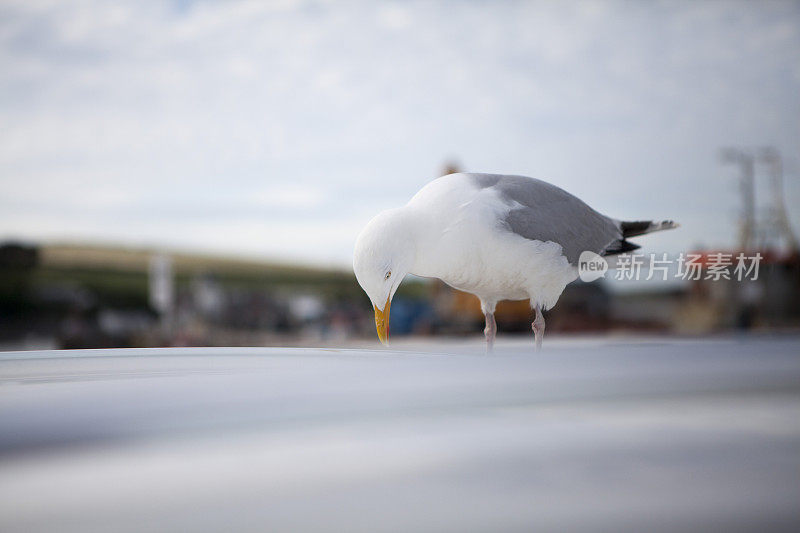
602;219;679;257
620;219;679;238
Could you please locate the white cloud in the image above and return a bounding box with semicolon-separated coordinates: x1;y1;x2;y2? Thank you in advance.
253;186;325;209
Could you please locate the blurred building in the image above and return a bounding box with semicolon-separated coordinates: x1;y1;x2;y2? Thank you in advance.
0;242;374;350
2;237;799;350
674;249;800;333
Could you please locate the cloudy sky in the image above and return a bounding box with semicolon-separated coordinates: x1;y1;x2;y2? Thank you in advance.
1;0;798;267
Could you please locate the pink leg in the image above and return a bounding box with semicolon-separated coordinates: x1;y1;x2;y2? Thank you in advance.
532;305;545;350
484;312;497;353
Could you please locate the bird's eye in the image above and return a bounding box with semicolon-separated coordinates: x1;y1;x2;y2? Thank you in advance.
384;271;391;280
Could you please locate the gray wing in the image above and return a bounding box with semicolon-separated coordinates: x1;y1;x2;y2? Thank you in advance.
468;173;621;265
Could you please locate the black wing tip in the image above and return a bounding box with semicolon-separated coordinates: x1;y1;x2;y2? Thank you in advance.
603;239;641;257
621;219;679;238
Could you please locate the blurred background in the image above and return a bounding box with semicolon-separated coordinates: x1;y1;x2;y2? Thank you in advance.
1;0;799;350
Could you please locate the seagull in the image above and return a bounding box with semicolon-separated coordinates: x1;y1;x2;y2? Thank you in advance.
353;173;677;351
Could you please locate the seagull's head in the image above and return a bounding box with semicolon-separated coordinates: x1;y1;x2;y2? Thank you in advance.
353;208;416;346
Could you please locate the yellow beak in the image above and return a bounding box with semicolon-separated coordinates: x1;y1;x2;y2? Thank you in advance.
374;297;391;346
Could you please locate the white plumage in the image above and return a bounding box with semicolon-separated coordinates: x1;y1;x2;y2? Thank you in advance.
353;173;677;350
403;173;576;312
